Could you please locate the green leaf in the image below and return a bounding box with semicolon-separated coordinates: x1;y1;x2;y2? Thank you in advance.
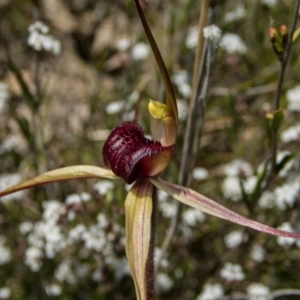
125;179;153;300
134;0;178;127
0;165;118;198
151;178;300;239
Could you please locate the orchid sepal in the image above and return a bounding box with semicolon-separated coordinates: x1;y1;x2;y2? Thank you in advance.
151;178;300;239
0;165;119;198
125;179;153;300
134;0;178;132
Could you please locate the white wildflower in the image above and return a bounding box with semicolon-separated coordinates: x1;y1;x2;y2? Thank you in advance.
24;246;43;271
131;42;150;60
281;124;300;143
186;26;199;49
19;221;33;235
177;99;189;120
222;176;242;201
156;273;173;293
261;0;278;7
286;85;300;111
197;283;224;300
277;222;296;247
249;244;266;262
258;191;274;209
42;200;66;224
203;25;222;43
105;100;125;115
172;70;192;99
225;4;246;23
55;260;76;284
224;231;245;249
116;37;130;51
97;213;109;229
0;287;11;299
68;224;87;243
182;208;205;227
220;262;245;281
274;183;298;210
108;257;130;281
247;283;271;300
0;174;26;203
0;238;11;265
94;180;114;195
160;200;177;218
193;167;209;181
45;283;62;296
155;248;170;269
224;159;253;177
27;21;61;55
221;33;247;54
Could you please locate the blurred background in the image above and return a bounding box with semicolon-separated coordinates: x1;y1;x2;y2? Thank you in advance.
0;0;300;299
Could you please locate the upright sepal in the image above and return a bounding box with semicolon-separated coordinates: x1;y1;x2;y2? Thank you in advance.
125;180;153;300
134;0;178;144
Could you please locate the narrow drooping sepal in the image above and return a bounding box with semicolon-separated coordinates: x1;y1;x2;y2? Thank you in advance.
125;180;153;300
0;166;118;198
151;178;300;239
102;122;175;184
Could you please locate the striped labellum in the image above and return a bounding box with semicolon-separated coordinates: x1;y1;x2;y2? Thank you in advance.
102;122;175;184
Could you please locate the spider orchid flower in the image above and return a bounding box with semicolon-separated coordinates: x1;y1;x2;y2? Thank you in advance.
1;1;300;300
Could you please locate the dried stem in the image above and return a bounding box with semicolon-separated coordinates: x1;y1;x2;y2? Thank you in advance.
156;0;210;271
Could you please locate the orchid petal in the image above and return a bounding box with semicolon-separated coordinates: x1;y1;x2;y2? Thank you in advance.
0;165;118;198
134;0;178;127
148;100;176;146
151;178;300;239
125;179;153;300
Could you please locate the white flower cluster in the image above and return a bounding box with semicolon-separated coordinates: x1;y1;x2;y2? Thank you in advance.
286;85;300;112
261;0;277;7
0;236;11;265
203;25;222;45
224;4;246;23
224;230;246;249
281;123;300;143
197;283;224;300
247;282;271;300
277;222;300;248
220;262;245;281
0;173;26;203
172;70;192;99
27;21;61;55
0;287;11;299
156;273;174;293
192;167;209;181
222;159;256;201
249;244;266;262
221;33;247;54
0;82;9;113
131;42;150;61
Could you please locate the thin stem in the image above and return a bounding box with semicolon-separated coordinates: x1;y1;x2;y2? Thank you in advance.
156;0;210;270
145;186;158;300
270;0;300;175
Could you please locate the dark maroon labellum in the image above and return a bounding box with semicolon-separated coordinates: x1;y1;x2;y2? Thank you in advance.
102;122;175;184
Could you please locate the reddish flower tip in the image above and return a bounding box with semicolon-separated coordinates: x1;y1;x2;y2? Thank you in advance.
102;122;175;184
